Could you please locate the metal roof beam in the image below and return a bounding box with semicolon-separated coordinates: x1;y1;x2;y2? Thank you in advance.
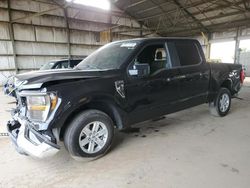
136;1;175;14
172;0;209;32
11;6;62;23
176;10;249;27
13;0;129;23
125;0;148;9
137;0;216;21
138;1;243;21
11;0;69;23
148;0;175;27
163;18;250;36
243;0;250;10
222;0;245;11
113;17;250;36
143;10;247;34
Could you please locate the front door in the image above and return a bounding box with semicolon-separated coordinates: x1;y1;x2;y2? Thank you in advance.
124;42;181;125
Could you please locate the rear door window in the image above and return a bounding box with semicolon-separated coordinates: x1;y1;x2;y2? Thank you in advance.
168;40;202;67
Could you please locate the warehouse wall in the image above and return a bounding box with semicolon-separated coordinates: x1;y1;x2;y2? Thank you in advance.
211;28;250;42
0;0;145;85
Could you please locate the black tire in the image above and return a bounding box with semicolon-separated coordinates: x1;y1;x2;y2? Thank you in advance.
64;110;114;158
209;87;231;117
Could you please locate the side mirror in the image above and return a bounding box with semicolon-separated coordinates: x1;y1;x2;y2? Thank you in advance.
129;63;150;78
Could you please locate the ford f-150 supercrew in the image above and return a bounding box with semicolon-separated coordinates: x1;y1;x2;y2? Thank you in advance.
6;38;245;159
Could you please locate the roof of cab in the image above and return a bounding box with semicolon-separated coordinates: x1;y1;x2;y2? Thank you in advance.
112;37;199;44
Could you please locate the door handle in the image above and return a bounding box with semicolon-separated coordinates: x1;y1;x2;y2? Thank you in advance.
173;75;186;80
199;72;206;78
165;78;171;82
164;75;186;82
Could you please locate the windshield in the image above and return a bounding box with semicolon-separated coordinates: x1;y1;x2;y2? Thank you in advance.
40;61;55;70
76;41;138;70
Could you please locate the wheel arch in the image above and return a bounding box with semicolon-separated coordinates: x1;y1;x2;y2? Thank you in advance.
208;75;233;103
221;78;233;94
59;98;125;140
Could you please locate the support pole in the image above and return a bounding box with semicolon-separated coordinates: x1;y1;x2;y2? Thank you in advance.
109;14;112;42
201;32;211;60
139;22;143;37
7;0;18;73
234;27;240;64
63;8;71;60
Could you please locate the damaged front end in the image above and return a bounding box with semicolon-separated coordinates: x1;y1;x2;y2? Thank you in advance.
6;83;61;159
7;118;60;158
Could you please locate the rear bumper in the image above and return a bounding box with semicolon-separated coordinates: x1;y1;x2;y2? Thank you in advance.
7;117;60;159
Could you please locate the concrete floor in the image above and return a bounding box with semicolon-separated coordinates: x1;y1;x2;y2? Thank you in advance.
0;79;250;188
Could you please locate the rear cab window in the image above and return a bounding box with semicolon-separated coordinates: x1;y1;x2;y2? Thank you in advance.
167;40;202;68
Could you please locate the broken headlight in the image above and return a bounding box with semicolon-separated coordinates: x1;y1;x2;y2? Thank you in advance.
26;93;58;122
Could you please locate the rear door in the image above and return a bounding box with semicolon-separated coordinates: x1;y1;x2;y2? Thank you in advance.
167;40;210;105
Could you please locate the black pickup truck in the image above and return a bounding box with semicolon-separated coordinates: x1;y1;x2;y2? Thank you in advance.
7;38;245;159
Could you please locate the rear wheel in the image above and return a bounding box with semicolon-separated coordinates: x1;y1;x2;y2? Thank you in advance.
64;110;114;158
209;87;231;117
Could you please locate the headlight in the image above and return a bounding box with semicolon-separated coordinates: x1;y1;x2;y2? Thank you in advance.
26;93;58;122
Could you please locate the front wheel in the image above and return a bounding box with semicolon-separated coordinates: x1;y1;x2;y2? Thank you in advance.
64;110;114;158
209;87;231;117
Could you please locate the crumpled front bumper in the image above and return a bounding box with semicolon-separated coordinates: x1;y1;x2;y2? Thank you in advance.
7;117;60;159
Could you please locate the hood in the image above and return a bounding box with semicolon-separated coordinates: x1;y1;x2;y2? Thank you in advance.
15;69;118;90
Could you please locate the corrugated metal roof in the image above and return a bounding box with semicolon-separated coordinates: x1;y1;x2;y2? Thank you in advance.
113;0;250;36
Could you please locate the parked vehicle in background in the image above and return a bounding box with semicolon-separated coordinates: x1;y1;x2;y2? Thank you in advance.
40;59;84;70
6;38;245;160
3;76;15;97
3;59;84;96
